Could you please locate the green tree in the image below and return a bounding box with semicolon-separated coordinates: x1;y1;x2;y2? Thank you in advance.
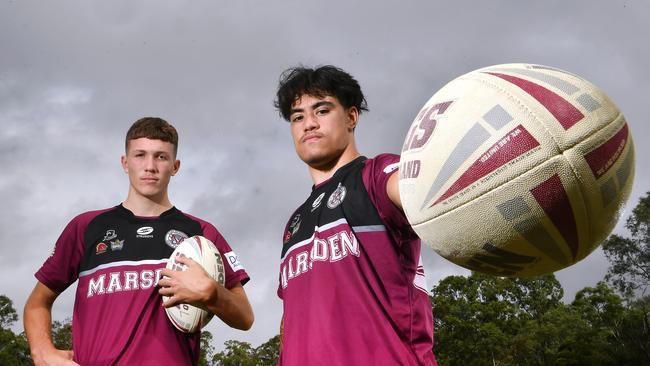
431;273;564;365
0;295;19;330
253;335;280;366
209;335;280;366
0;295;32;366
570;282;649;364
602;191;650;299
51;318;72;351
199;331;216;366
212;340;257;366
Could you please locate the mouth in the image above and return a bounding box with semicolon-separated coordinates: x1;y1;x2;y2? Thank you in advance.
302;133;322;143
141;177;159;183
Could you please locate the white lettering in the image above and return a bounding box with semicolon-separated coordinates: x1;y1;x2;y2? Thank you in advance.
295;252;309;276
154;269;163;287
311;238;328;263
84;268;166;297
328;235;343;261
106;272;123;293
141;270;154;289
87;274;106;297
340;231;360;257
281;264;288;289
124;271;139;290
281;229;365;290
287;257;296;279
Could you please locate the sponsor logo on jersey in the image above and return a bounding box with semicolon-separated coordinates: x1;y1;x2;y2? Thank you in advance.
327;183;347;209
96;242;108;254
136;226;154;238
110;239;124;251
311;192;325;212
383;162;400;174
225;251;244;272
103;229;117;241
165;229;188;249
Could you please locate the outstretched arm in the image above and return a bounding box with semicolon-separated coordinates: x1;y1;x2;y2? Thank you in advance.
386;169;403;210
158;255;254;331
24;282;79;366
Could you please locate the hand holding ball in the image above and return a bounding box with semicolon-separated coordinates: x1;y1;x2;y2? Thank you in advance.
162;235;226;333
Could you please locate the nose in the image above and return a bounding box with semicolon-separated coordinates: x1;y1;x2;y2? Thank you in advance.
144;155;157;172
303;113;319;131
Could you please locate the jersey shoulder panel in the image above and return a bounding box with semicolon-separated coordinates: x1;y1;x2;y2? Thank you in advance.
35;206;117;293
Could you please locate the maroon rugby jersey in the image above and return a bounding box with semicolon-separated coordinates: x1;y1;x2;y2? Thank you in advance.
35;204;249;366
278;154;437;365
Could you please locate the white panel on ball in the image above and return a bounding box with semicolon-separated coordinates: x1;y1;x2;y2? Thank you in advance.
399;63;634;276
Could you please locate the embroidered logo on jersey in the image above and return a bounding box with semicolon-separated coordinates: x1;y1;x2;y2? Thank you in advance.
103;229;117;241
110;239;124;251
327;183;347;209
96;242;108;254
165;229;188;249
136;226;154;238
225;251;244;272
289;214;301;236
311;192;326;212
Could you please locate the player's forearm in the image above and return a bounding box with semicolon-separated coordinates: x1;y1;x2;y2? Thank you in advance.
206;284;254;330
24;296;57;362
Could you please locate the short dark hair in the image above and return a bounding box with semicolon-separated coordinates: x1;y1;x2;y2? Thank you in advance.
274;65;368;121
125;117;178;155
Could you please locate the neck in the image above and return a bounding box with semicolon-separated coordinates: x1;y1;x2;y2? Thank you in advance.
308;145;361;185
123;189;173;217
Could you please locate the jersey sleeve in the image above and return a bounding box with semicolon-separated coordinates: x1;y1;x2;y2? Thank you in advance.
201;223;250;289
362;153;419;246
35;213;90;293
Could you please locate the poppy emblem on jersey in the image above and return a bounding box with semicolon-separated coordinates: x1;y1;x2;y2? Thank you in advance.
96;242;108;254
327;183;347;209
110;239;124;251
103;229;117;241
165;229;189;249
311;192;326;212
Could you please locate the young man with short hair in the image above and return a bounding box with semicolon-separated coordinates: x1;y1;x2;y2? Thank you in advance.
24;117;253;366
274;65;437;365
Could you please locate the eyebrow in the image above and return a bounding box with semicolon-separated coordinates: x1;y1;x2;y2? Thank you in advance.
132;149;170;155
290;100;335;115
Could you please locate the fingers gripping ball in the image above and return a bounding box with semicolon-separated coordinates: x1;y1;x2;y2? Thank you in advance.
163;235;226;332
399;63;635;277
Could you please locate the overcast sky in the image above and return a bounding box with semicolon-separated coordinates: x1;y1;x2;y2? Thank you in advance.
1;0;648;351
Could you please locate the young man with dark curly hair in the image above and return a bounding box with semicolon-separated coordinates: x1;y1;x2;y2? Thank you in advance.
274;65;437;365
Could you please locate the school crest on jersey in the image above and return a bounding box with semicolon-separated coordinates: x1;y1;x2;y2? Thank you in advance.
165;229;189;249
327;183;347;209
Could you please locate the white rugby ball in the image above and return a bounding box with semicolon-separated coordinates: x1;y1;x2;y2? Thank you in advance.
399;63;634;276
163;235;226;333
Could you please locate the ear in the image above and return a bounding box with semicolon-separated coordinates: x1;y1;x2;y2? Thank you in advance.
347;106;359;131
121;155;128;173
171;159;181;176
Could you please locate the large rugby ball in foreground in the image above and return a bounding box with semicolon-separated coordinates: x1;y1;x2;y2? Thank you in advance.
399;63;634;276
163;235;226;332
